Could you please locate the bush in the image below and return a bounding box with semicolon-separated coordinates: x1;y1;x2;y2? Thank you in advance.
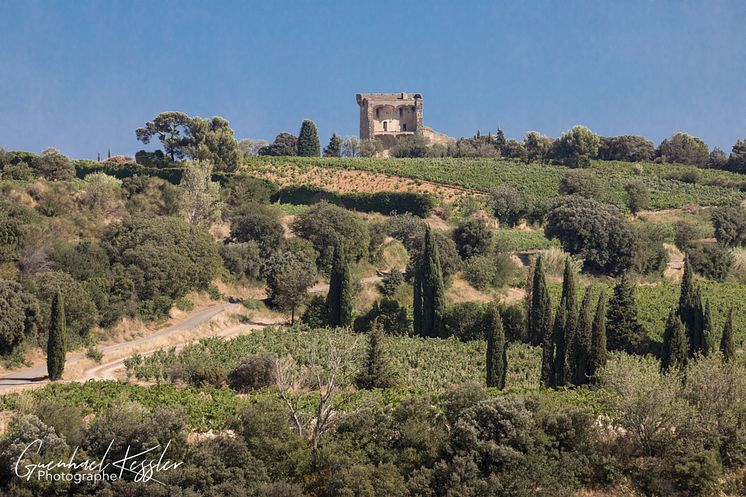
625;181;650;214
559;170;603;199
353;298;411;336
550;125;600;167
633;223;669;276
687;243;734;282
301;295;328;328
220;241;263;282
598;135;655;162
545;196;637;275
463;253;517;291
489;185;529;227
442;302;488;341
379;269;403;297
657;133;709;167
674;220;698;251
500;304;527;343
453;217;492;259
711;206;746;248
228;353;277;392
228;203;284;257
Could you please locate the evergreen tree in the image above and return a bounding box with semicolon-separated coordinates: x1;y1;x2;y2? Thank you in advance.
107;148;111;160
326;242;353;327
551;297;567;387
486;306;507;389
606;273;646;354
413;263;423;336
496;128;507;151
419;226;446;338
540;307;556;388
524;258;535;342
97;151;101;162
528;256;552;346
323;133;342;157
721;307;736;363
702;299;714;356
588;290;607;381
573;286;593;385
660;310;688;372
47;292;66;381
355;321;395;389
688;286;706;357
297;119;321;157
558;258;578;385
678;257;697;338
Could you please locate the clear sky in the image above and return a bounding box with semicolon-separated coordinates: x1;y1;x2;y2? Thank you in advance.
1;0;745;159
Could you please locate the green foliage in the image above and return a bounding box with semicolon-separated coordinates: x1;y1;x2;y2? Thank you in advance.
264;249;317;323
657;132;709;167
355;322;396;389
354;298;410;336
29;271;97;339
588;290;607;380
178;159;222;227
326;243;353;327
0;280;40;354
528;255;553;347
551;125;600;168
34;148;75;180
453;216;492;259
633;222;670;276
379;269;403;297
573;286;593;385
559;169;603;199
259;132;298;156
219;241;263;281
625;180;650;214
323;133;342;157
47;292;65;381
228;352;277;392
711;205;746;247
442;302;489;341
599;135;655;162
660;310;688;372
485;306;507;389
291;201;370;271
674;220;699;251
606;273;647;354
721;308;735;362
462;251;517;290
301;294;328;328
546;196;637;275
489;184;529;227
187;116;241;172
414;226;446;338
297;120;321;157
687;242;734;282
728;138;746;173
229;202;284;257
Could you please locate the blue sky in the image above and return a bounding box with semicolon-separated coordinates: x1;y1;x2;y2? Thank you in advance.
1;0;745;159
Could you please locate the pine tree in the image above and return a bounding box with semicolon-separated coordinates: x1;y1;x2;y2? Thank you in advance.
326;242;353;327
661;310;688;372
558;258;578;385
607;273;646;354
573;286;593;385
47;292;66;381
107;148;111;160
297;119;321;157
702;299;714;356
97;151;101;162
529;256;552;346
323;133;342;157
419;226;446;338
496;128;507;151
588;290;607;381
355;321;395;389
486;306;507;389
540;307;556;388
721;307;736;363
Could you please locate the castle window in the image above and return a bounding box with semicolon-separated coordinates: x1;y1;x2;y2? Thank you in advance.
402;124;407;131
383;122;388;132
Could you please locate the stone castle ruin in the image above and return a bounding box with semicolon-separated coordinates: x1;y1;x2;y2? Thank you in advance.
356;93;450;150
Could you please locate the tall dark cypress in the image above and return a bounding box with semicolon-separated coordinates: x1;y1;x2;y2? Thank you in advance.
549;258;578;387
486;306;507;389
47;292;66;381
678;256;703;356
607;273;645;354
661;310;688;373
297;119;321;157
323;133;342;157
326;243;353;327
552;297;567;387
721;307;736;363
529;256;552;346
524;259;535;344
355;321;395;389
540;307;556;388
588;290;607;381
412;263;423;336
573;286;593;385
702;299;714;356
420;226;446;338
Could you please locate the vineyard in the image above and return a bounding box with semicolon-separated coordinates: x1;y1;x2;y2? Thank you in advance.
244;156;746;210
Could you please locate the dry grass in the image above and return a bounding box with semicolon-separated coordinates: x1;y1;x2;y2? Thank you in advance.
446;276;493;304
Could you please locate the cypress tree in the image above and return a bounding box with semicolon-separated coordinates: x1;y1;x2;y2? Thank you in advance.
47;292;66;381
678;256;702;356
529;256;552;346
419;226;446;338
297;119;321;157
551;298;568;387
661;310;688;373
721;307;736;363
588;290;607;381
524;258;535;343
540;307;556;388
412;263;423;336
573;286;594;385
607;273;646;354
323;133;342;157
107;148;111;160
97;151;101;162
326;242;353;327
559;258;578;385
355;321;394;389
702;299;714;356
486;306;507;389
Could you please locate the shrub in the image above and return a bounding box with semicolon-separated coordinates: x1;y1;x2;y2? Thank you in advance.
489;185;528;227
453;217;493;259
463;252;517;291
301;295;328;328
559;170;603;199
353;298;410;336
598;135;655;162
379;269;404;297
674;220;699;251
228;353;277;392
687;243;734;282
624;181;650;214
550;125;600;167
219;241;263;281
442;302;488;341
228;203;284;257
500;304;527;343
711;206;746;248
657;133;709;167
633;223;669;276
545;196;637;275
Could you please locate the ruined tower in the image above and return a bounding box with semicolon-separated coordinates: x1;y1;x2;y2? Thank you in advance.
356;93;423;148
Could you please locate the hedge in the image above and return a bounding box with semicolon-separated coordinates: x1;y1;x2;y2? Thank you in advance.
74;161;231;185
272;185;436;217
